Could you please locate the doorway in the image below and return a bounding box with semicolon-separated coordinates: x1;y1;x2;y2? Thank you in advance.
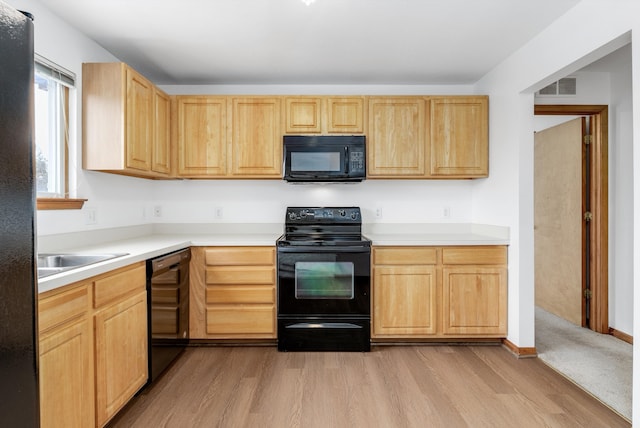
534;105;608;333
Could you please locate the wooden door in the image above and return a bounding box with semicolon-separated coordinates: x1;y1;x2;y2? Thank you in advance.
429;96;488;177
94;290;148;427
534;118;583;326
125;68;152;171
152;88;171;175
367;97;427;177
39;319;93;428
229;97;282;177
177;96;227;177
373;265;437;336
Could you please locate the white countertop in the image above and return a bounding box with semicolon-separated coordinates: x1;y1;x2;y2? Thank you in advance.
37;222;509;294
37;232;281;294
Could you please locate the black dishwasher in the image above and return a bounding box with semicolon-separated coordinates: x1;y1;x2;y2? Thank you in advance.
146;248;190;385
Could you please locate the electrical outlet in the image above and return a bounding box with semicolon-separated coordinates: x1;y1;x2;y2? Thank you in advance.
443;206;451;218
153;206;162;217
85;208;97;225
215;207;223;219
375;207;383;218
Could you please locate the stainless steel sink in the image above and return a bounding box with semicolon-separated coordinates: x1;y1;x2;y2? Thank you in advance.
37;253;129;278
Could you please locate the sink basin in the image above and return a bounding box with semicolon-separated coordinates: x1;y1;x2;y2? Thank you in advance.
37;267;66;277
37;253;129;278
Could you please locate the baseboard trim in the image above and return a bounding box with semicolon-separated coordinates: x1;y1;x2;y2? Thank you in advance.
609;328;633;344
502;339;537;358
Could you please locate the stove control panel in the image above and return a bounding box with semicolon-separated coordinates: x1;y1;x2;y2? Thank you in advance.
285;207;361;223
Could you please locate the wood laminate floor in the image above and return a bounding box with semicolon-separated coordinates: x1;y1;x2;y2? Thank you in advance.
110;345;630;428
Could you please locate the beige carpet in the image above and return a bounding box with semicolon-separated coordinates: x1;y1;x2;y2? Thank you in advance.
535;306;632;421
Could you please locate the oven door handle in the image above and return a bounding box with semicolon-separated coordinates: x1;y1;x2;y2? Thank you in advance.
286;322;363;329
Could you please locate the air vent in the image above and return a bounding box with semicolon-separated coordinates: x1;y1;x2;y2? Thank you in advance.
538;77;577;96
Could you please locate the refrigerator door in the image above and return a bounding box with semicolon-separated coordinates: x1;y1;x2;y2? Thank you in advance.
0;2;39;426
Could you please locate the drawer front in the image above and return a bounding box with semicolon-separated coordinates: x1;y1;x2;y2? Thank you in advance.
94;263;146;308
39;284;89;333
206;266;275;285
204;247;275;266
206;305;275;335
442;246;507;265
373;247;437;265
206;285;274;304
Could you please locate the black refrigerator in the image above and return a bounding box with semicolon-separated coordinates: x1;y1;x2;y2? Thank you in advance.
0;2;40;426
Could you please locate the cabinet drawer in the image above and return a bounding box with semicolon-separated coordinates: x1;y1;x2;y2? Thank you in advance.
206;266;274;285
442;247;507;265
93;263;146;308
39;284;89;333
206;285;274;304
206;305;275;334
373;247;437;265
205;247;275;266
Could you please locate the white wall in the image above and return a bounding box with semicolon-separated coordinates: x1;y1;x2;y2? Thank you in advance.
16;0;484;236
534;55;634;336
608;52;634;336
7;0;156;236
474;0;639;420
149;179;473;225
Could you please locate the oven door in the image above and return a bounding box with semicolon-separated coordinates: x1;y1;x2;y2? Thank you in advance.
277;246;370;316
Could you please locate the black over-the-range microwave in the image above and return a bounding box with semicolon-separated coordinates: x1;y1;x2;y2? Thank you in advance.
282;135;366;183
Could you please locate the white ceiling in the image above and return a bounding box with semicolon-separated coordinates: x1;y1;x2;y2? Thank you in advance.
37;0;582;85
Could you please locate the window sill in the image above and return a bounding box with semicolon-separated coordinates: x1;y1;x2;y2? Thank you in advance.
37;198;87;210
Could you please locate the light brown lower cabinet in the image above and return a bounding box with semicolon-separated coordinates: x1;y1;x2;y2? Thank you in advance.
38;262;148;428
372;246;507;339
94;289;148;427
373;265;437;336
38;284;93;428
190;246;276;339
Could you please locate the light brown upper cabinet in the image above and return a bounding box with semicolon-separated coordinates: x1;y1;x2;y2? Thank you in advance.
367;95;488;179
367;97;428;177
284;96;365;134
285;97;322;133
176;96;228;177
229;97;282;178
83;63;170;179
429;96;489;178
175;96;282;178
152;88;171;175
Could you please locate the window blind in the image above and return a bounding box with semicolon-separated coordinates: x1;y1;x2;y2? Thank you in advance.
34;54;75;87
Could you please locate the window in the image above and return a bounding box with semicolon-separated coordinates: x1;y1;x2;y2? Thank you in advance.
34;55;84;209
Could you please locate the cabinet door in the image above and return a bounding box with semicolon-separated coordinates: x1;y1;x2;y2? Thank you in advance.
125;67;153;171
442;266;506;335
94;290;148;427
152;88;171;175
373;265;437;336
367;97;427;177
177;96;227;177
327;97;364;133
285;97;321;133
39;319;93;428
430;96;488;177
229;97;282;177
